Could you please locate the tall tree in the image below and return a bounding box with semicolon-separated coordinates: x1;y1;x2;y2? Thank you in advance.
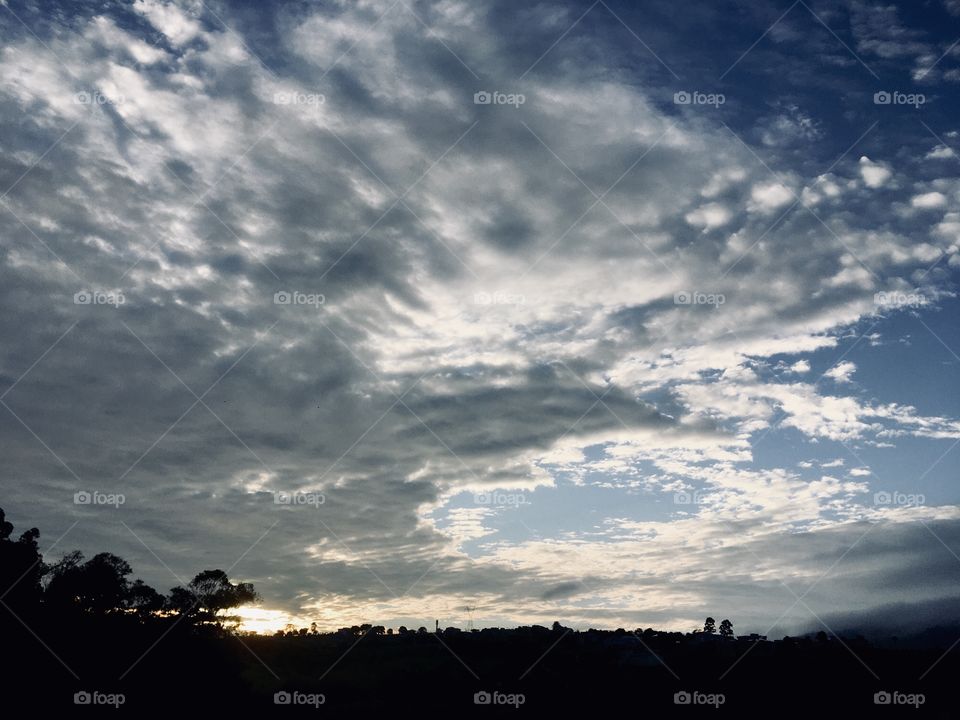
168;569;257;626
45;552;133;614
0;508;43;611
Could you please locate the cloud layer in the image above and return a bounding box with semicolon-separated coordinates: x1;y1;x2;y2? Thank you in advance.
1;0;959;634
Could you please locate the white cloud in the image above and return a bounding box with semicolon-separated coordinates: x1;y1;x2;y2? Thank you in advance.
748;181;795;213
685;202;733;231
859;156;892;188
801;173;844;206
90;16;170;65
701;166;747;198
823;361;857;383
133;0;202;46
926;145;955;160
0;0;958;633
911;191;948;209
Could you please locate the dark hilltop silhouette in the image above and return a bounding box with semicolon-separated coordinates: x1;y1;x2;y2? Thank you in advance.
1;506;957;715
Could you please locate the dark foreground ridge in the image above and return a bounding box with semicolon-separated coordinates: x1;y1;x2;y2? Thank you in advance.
1;506;956;715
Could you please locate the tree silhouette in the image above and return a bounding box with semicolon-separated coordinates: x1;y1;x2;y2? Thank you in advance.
0;507;43;611
45;551;138;614
167;585;199;617
168;569;257;626
126;578;165;617
5;504;953;715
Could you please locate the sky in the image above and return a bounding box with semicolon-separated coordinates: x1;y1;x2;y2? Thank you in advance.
0;0;959;636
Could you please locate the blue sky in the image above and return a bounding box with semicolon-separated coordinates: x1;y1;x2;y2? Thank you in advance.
0;0;959;635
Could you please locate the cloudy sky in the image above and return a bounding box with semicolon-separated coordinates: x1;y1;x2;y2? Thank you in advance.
1;0;959;636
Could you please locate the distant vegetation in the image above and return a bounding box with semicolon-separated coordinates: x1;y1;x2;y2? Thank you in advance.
0;506;954;713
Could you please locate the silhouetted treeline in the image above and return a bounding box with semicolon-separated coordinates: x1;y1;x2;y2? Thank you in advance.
2;507;256;624
1;507;958;715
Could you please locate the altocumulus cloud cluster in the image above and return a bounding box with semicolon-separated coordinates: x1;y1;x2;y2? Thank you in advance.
1;0;959;634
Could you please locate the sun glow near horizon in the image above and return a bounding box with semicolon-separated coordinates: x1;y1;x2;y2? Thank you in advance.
234;606;306;635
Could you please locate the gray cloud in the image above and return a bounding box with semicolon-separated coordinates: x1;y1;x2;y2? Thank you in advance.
0;0;958;632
